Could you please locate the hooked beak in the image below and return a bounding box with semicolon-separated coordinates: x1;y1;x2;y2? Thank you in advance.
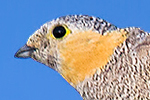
14;44;36;58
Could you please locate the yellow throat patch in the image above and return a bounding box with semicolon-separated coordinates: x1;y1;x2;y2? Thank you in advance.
57;29;128;86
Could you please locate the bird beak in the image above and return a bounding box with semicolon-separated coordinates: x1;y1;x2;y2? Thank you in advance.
14;44;36;58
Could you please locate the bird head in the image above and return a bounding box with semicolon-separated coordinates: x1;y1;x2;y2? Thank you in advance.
15;15;128;87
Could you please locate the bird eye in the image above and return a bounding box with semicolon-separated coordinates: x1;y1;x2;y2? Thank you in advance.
52;25;71;39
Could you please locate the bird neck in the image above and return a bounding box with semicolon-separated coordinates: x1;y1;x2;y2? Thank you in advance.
57;29;128;87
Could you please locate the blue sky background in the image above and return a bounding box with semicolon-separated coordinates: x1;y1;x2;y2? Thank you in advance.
1;0;150;100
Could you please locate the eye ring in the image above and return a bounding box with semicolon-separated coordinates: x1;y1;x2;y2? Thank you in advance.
51;25;71;39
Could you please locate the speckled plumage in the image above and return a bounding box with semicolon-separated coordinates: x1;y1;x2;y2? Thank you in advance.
77;27;150;99
15;15;150;100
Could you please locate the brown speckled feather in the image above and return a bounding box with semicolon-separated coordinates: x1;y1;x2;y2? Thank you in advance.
77;27;150;99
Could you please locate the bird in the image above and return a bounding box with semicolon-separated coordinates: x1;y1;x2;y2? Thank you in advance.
15;15;150;99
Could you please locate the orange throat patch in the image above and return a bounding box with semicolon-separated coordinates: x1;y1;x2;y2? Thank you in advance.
57;29;128;87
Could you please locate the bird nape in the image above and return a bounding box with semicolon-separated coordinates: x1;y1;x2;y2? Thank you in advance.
14;15;150;100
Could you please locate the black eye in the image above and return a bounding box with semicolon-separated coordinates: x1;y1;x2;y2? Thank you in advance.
52;26;66;38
